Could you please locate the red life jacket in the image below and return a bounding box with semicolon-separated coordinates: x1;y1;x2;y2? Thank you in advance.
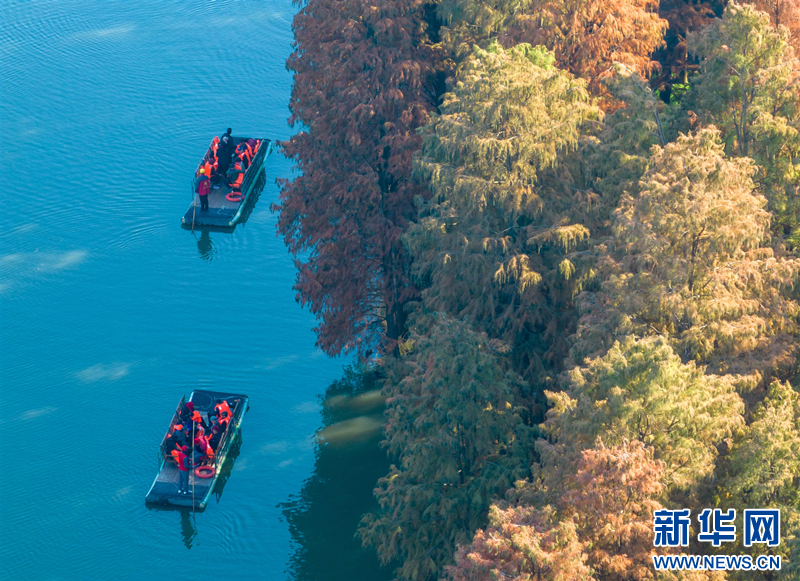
198;178;210;197
172;449;189;471
230;163;244;190
236;143;253;163
219;415;231;429
214;401;232;419
194;436;207;454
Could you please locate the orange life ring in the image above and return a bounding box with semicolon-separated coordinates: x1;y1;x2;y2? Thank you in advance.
226;192;242;203
194;466;215;478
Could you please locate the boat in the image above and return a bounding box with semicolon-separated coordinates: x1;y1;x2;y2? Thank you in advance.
181;136;274;228
145;389;249;509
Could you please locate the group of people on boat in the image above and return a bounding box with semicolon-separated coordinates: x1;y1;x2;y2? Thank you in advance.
164;398;235;495
194;127;261;212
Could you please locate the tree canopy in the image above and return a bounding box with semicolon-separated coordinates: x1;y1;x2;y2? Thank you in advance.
278;0;800;577
407;42;600;390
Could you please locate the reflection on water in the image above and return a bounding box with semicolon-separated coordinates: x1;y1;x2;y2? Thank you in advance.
282;367;393;581
180;510;198;549
212;433;243;502
144;505;198;550
196;229;215;261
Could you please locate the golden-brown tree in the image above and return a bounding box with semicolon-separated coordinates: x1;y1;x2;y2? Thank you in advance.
572;128;800;387
743;0;800;55
501;0;668;95
445;505;594;581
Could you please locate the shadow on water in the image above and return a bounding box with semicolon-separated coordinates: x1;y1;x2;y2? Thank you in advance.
212;432;242;502
237;168;266;227
196;229;216;261
145;505;198;550
281;367;394;581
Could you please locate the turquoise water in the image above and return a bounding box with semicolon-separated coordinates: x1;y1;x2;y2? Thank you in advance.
0;1;390;579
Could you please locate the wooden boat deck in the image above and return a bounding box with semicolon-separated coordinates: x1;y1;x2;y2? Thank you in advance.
145;389;248;510
181;137;273;228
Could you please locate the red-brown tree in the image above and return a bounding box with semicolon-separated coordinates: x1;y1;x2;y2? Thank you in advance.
276;0;442;355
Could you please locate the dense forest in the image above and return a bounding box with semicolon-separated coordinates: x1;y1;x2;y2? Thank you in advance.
275;0;800;579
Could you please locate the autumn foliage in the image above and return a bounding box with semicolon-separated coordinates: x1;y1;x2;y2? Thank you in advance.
278;0;800;579
277;0;439;355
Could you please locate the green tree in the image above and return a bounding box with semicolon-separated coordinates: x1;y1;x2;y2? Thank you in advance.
572;129;800;387
707;381;800;578
406;42;601;393
436;0;533;56
727;381;800;506
541;336;744;490
359;315;535;581
687;2;800;244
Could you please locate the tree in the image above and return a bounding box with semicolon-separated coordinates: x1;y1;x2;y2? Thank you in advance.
359;315;536;581
541;336;744;490
501;0;668;96
726;381;800;507
715;381;800;577
406;42;601;393
651;0;725;103
435;0;534;56
687;2;800;244
743;0;800;56
445;505;594;581
562;440;665;581
276;0;441;356
572;129;800;386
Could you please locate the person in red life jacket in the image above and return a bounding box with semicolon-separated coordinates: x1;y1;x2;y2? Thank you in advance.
218;410;231;430
214;399;232;420
192;427;208;465
196;168;210;212
176;445;191;495
203;145;216;166
165;423;187;453
235;141;252;169
228;158;245;191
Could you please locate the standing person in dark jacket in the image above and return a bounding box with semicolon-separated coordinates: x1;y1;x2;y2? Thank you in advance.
213;135;234;188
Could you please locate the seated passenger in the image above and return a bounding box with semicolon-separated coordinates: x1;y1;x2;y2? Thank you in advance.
235;141;252;169
214;399;232;420
208;424;223;452
179;401;195;425
228;159;245;191
218;410;231;430
165;423;187;453
192;428;208;465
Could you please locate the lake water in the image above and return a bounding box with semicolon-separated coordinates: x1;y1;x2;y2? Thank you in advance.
0;1;391;579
